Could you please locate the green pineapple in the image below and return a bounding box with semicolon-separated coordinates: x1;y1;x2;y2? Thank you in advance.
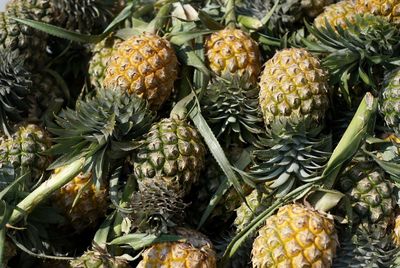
133;116;206;198
381;68;400;135
70;249;130;268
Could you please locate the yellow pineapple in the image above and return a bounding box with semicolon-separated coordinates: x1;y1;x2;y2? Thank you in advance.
103;32;178;110
252;204;338;267
53;169;108;232
137;228;217;268
205;28;261;84
393;214;400;246
314;1;357;30
355;0;400;25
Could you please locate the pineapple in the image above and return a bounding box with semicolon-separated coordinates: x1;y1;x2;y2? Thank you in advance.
252;204;338;267
251;48;331;196
314;1;356;30
70;249;130;268
205;28;261;84
301;0;335;18
88;35;122;89
103;33;178;110
380;68;400;135
133;116;206;198
0;124;51;185
53;169;108;232
355;0;400;25
338;161;396;229
393;214;400;246
259;48;329;127
137;228;217;268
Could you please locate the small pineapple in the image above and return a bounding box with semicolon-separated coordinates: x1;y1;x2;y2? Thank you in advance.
355;0;400;25
88;35;122;89
53;169;108;232
0;124;51;184
259;48;329;127
339;161;396;229
205;28;261;84
137;228;217;268
380;68;400;135
252;204;338;267
104;33;178;110
133;117;206;198
314;1;356;30
70;249;130;268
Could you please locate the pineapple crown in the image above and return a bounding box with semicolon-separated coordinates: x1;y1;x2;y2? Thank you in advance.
201;75;265;148
305;14;400;92
48;87;156;183
250;116;332;196
0;49;32;136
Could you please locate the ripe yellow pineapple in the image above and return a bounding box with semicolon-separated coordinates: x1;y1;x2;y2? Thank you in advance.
314;1;356;30
355;0;400;25
137;228;217;268
393;214;400;246
259;48;329;127
205;28;261;84
53;169;108;232
103;32;178;110
252;204;338;267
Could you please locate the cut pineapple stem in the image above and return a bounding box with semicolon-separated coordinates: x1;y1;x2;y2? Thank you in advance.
8;158;85;226
225;0;236;28
147;3;172;34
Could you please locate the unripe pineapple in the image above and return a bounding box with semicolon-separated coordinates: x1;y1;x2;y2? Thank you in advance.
252;204;338;267
355;0;400;25
53;169;108;232
137;228;217;268
205;28;261;84
0;124;51;184
70;249;130;268
314;1;356;30
259;48;329;127
134;117;206;198
339;161;396;227
380;68;400;135
88;36;122;89
104;33;178;110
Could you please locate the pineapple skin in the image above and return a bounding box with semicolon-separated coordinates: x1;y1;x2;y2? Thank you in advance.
301;0;334;18
355;0;400;25
394;214;400;246
259;48;329;127
134;117;206;198
205;28;261;85
70;250;131;268
381;68;400;135
104;33;178;110
252;204;338;268
137;228;217;268
314;1;356;30
53;170;108;232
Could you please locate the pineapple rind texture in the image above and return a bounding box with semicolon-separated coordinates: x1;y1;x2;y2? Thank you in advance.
355;0;400;25
53;169;108;232
251;204;338;268
137;228;217;268
314;1;356;30
381;68;400;135
205;28;261;85
104;33;178;110
70;250;131;268
134;117;206;198
259;48;329;127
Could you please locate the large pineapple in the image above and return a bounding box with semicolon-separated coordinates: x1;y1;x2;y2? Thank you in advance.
314;1;356;30
354;0;400;25
251;48;331;196
0;124;51;186
104;33;178;110
70;249;130;268
88;35;122;89
205;28;261;84
53;169;108;232
137;228;217;268
252;204;338;267
338;161;396;229
380;68;400;135
133;117;206;198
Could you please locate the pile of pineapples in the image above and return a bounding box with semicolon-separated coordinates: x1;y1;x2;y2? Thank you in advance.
0;0;400;267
